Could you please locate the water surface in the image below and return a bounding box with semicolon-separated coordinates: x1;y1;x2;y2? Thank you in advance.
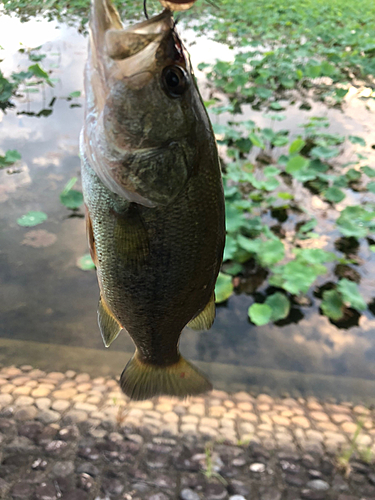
1;16;375;403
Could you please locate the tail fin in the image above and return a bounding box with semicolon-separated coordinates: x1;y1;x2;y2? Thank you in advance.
120;352;212;400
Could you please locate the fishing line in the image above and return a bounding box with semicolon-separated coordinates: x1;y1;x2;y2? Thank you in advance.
143;0;149;19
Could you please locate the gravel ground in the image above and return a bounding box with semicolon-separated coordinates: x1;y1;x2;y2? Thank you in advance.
0;365;374;499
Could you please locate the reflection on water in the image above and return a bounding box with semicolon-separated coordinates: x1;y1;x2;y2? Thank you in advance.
1;16;375;402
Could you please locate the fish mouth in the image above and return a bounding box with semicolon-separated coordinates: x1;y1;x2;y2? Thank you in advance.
91;0;176;67
105;11;174;62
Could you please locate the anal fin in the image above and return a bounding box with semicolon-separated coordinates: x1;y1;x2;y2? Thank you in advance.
98;296;122;347
187;292;215;331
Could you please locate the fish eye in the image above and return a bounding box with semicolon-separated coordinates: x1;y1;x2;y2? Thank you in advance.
162;65;188;98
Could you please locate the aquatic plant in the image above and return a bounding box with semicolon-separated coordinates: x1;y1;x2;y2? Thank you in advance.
214;112;375;325
60;177;84;210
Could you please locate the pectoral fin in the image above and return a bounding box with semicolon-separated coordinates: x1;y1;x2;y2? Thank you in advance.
112;204;149;269
98;296;122;347
85;206;97;266
187;292;216;331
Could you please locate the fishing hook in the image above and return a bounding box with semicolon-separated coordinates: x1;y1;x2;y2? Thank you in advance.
143;0;149;19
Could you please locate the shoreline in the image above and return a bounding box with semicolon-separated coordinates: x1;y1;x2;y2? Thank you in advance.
1;338;375;405
0;364;374;499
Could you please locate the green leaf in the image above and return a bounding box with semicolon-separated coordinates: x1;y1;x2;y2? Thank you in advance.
224;263;243;276
285;155;310;174
264;113;287;122
310;146;339;160
345;169;361;182
258;238;285;266
77;254;96;271
237;235;261;254
269;259;325;295
223;235;238;261
262;177;280;191
68;90;81;98
337;279;367;311
321;61;335;76
298;219;317;234
248;303;272;326
265;292;290;321
362;166;375;178
225;204;247;233
321;289;345;320
294;248;336;264
0;149;21;167
264;166;281;177
61;177;77;194
29;52;46;62
367;182;375;194
17;211;47;227
60;190;84;210
28;63;53;86
348;135;366;147
269;101;284;110
272;135;289;147
336;206;375;238
289;138;306;154
60;177;84;209
215;273;234;303
249;132;265;149
324;187;346;203
335;88;349;100
278;192;294;200
305;64;321;78
336;219;367;238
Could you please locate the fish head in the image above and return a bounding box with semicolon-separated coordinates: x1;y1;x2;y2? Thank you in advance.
85;1;210;206
102;11;197;149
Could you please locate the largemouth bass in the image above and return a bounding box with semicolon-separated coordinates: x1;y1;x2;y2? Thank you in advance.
80;0;225;400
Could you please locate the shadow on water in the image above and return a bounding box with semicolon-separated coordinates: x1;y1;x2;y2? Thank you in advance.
1;16;375;402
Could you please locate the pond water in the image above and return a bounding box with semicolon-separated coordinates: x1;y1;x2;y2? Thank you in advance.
1;14;375;403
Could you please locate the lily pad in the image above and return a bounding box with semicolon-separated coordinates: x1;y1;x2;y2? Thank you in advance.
249;132;265;149
285;155;309;174
259;238;285;266
60;177;84;210
17;211;47;227
265;292;290;321
324;187;346;203
0;149;21;168
321;289;345;320
348;135;366;147
60;190;84;209
337;278;367;311
68;90;81;98
289;138;306;154
215;272;234;303
77;254;96;271
248;303;272;326
362;166;375;178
